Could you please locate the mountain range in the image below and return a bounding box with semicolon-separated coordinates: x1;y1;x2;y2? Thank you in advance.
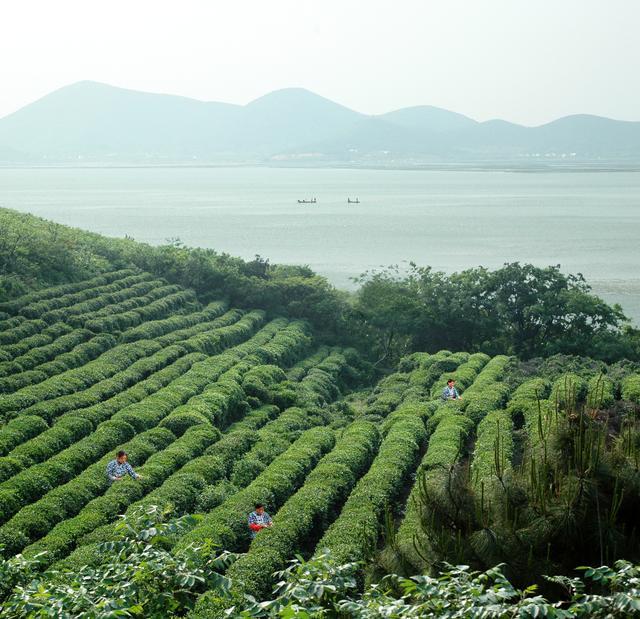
1;80;639;165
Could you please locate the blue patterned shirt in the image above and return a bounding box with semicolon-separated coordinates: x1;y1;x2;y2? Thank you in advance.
248;511;272;538
441;386;460;401
106;459;139;483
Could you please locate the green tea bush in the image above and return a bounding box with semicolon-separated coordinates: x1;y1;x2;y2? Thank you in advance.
21;422;221;565
0;319;47;346
0;328;95;377
430;352;490;398
286;346;330;381
0;426;175;554
0;340;162;417
506;377;551;419
13;271;146;317
550;372;588;408
120;300;229;342
81;288;196;332
225;420;379;600
0;353;202;465
471;408;514;489
38;275;160;323
587;373;615;408
197;480;239;512
0;323;72;363
315;403;427;564
0;269;136;313
59;406;280;571
422;411;474;470
174;426;336;555
69;282;183;325
34;333;117;377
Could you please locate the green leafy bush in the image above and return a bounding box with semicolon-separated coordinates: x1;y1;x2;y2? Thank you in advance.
622;373;640;404
225;420;380;600
0;506;237;618
315;403;427;565
174;427;336;555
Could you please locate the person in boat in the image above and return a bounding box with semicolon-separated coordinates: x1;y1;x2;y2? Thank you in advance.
106;450;143;484
248;503;273;538
441;378;461;401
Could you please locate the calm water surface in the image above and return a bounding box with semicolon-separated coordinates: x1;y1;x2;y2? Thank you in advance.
1;167;638;324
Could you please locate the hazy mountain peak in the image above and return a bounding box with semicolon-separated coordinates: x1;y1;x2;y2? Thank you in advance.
1;81;639;164
245;87;360;115
381;104;477;133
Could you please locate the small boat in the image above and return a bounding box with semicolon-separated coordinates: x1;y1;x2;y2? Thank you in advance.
298;198;317;204
347;197;360;204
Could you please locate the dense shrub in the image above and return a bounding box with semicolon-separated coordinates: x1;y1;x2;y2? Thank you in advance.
174;427;336;556
224;420;380;600
120;300;229;342
315;403;427;564
208;552;640;618
0;426;175;555
0;507;236;618
622;373;640;404
0;269;137;314
21;422;221;565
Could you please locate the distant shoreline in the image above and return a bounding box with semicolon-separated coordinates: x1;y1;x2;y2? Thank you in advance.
2;162;640;173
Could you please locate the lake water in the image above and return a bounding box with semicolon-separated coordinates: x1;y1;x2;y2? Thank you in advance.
1;166;639;324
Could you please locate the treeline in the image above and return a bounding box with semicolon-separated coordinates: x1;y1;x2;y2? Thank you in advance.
351;262;640;363
2;208;639;363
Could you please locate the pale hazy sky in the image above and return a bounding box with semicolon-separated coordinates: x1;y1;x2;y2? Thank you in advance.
1;0;638;125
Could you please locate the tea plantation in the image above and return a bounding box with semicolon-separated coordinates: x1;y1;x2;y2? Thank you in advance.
0;270;639;617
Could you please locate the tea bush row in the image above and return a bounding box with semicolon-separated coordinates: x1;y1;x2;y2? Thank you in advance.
0;322;72;363
80;288;197;332
0;317;305;522
0;311;265;425
38;275;160;323
315;403;427;564
10;270;145;317
0;269;136;314
173;426;335;555
0;426;176;555
224;420;380;601
0;333;117;394
56;404;281;572
0;340;163;417
21;419;223;565
0;328;96;378
120;300;228;342
0;353;204;480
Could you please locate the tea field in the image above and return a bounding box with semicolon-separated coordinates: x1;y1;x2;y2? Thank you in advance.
0;269;639;617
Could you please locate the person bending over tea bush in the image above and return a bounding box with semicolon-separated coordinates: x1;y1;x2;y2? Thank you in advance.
106;450;143;484
248;503;272;538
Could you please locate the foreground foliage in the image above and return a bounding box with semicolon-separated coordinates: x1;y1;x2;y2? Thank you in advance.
0;507;236;618
223;553;640;618
2;518;638;618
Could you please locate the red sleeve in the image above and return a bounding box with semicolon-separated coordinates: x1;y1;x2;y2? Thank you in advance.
249;523;262;532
